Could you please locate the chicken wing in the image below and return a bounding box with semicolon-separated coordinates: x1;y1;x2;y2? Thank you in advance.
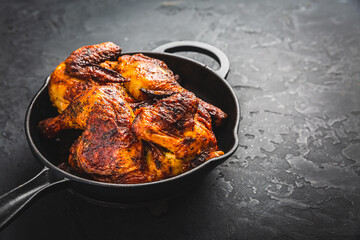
65;41;127;83
48;42;136;113
48;60;134;113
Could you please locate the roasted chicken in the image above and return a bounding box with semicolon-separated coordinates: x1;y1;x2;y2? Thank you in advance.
133;92;223;160
48;42;133;113
48;60;125;113
67;86;146;183
65;41;126;83
133;92;224;181
116;53;227;126
40;84;133;137
41;85;148;183
39;42;226;184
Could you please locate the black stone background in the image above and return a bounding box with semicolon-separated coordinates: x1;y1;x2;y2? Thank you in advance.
0;0;360;239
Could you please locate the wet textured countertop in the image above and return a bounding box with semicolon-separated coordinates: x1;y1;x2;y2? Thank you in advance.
1;0;359;239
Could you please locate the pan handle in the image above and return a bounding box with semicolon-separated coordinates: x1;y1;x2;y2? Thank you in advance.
0;167;69;230
152;41;230;79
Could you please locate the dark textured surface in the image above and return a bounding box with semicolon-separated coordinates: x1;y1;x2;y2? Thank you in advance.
1;0;360;239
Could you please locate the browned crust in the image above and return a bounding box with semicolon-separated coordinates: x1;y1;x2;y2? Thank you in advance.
65;42;128;83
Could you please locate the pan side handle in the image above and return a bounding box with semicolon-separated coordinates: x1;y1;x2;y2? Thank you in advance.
0;167;69;230
152;41;230;79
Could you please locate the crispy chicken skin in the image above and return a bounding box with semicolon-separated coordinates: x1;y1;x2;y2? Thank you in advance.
116;54;180;100
41;85;148;183
132;92;224;161
65;42;127;83
144;142;189;181
49;61;92;113
40;43;226;184
116;53;227;126
39;85;134;138
68;97;146;183
49;42;133;113
49;61;134;113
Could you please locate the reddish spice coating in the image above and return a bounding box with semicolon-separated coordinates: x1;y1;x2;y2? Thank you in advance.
116;53;227;127
69;105;147;184
135;92;198;135
40;43;226;184
65;42;128;83
40;85;149;183
49;60;136;113
132;92;222;160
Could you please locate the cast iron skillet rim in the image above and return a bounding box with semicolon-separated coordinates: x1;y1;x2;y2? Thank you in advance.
25;51;240;188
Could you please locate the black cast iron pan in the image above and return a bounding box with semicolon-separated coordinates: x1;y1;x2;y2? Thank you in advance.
0;41;240;230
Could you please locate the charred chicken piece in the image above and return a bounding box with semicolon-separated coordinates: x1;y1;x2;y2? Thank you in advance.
49;42;135;113
65;42;128;83
40;43;226;184
116;53;227;126
39;85;134;138
132;92;224;162
48;60;131;113
116;54;178;100
68;103;146;184
40;85;148;183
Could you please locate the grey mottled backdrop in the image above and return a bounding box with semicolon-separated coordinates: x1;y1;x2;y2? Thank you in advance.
0;0;359;239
